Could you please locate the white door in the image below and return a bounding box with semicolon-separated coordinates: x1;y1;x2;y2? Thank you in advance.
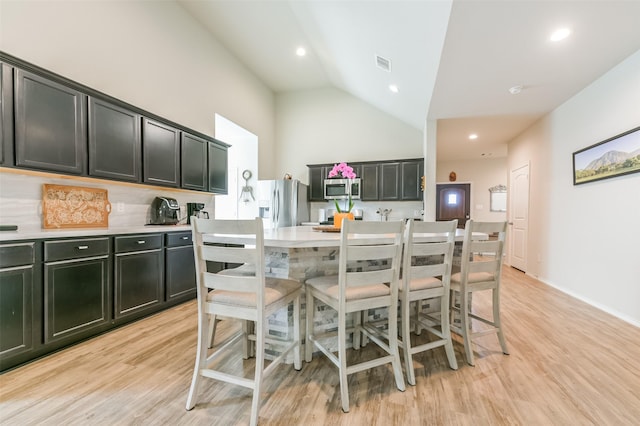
509;163;529;271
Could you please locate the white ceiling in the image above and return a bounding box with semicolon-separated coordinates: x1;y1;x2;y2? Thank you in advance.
177;0;640;162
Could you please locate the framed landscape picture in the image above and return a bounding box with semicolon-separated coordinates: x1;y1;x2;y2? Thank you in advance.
573;126;640;185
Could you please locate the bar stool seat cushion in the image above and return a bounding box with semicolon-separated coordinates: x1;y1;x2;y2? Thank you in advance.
401;276;442;292
207;278;300;307
451;271;495;286
307;275;390;300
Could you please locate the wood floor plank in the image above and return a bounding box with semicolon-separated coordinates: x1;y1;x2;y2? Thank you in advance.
1;267;640;425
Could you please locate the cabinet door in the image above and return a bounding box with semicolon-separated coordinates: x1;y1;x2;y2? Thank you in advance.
0;242;41;372
401;160;424;200
44;256;110;344
181;132;208;191
14;69;86;174
0;265;34;361
165;245;196;303
88;97;141;182
114;249;164;320
0;62;14;167
208;141;228;194
142;118;180;187
379;162;400;200
308;166;328;201
360;164;379;201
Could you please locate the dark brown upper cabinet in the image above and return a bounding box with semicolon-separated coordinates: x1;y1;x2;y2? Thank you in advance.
142;118;180;188
0;62;14;167
360;163;379;201
208;141;228;194
88;97;141;182
181;132;208;191
379;162;401;200
400;159;424;201
14;69;86;175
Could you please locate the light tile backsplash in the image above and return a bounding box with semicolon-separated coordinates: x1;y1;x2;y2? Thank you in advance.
0;172;214;231
310;200;424;222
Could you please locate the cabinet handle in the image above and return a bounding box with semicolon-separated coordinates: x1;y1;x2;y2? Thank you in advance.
181;236;189;240
77;245;89;250
137;240;146;244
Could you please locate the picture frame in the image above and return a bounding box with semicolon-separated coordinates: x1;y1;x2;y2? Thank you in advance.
572;126;640;185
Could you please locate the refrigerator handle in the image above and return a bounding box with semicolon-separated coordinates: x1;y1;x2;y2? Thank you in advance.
275;188;280;226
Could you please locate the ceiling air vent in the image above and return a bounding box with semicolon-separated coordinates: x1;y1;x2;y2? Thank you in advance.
375;55;391;72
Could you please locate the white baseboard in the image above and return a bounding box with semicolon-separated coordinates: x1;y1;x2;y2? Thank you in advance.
532;275;640;328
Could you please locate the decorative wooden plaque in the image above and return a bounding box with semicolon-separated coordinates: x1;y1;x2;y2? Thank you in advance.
42;184;111;229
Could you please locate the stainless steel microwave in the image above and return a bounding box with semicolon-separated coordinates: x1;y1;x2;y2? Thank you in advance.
324;178;361;200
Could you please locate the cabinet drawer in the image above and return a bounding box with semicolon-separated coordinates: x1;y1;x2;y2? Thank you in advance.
45;238;109;262
0;242;35;268
166;231;192;247
115;234;162;253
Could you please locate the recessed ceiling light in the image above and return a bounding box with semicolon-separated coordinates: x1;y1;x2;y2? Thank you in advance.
469;134;478;140
550;28;571;42
389;84;399;93
296;47;306;57
509;85;523;95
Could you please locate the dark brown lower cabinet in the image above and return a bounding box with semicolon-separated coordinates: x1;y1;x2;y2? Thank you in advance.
1;231;196;372
43;238;111;345
0;242;40;371
114;234;164;322
165;232;196;305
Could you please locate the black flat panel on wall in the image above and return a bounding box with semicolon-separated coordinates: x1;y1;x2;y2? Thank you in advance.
181;132;208;191
14;69;86;174
142;118;180;187
89;97;141;182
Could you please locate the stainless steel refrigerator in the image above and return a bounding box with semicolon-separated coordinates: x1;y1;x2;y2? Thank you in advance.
257;179;309;228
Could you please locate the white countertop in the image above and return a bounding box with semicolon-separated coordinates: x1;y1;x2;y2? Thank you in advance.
0;224;192;242
203;225;485;248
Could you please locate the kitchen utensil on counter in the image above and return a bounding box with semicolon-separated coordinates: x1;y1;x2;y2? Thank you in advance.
318;208;327;223
186;202;209;223
150;197;179;225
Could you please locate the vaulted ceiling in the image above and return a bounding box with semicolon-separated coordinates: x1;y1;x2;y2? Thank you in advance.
178;0;640;161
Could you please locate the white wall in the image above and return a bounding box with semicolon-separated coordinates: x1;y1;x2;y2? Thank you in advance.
508;50;640;326
436;157;508;222
275;87;424;182
0;0;278;178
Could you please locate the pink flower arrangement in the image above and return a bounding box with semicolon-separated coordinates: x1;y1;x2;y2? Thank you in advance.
328;162;357;179
327;162;357;213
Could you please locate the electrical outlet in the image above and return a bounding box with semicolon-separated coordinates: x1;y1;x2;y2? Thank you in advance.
116;202;125;213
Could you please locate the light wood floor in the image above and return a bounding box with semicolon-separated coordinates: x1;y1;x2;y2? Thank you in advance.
2;267;640;425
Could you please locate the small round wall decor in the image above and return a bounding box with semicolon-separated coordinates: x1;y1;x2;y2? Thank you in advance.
449;171;457;182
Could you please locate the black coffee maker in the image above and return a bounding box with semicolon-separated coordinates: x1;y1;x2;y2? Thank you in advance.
186;202;209;224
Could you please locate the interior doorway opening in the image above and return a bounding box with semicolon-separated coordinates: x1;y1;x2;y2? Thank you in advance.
214;114;258;219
